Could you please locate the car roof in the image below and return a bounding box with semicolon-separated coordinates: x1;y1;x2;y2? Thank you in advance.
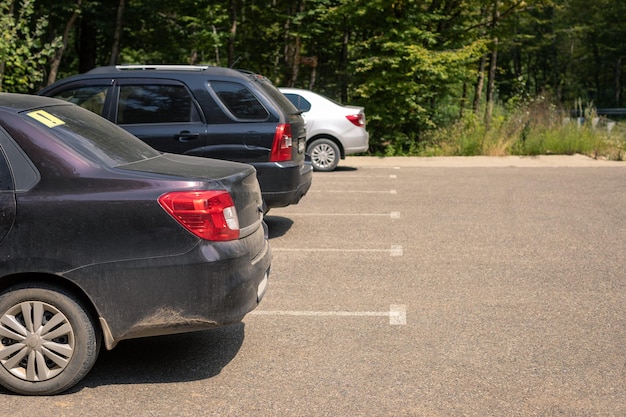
89;64;238;75
83;65;254;81
278;87;308;93
0;93;71;113
37;65;267;93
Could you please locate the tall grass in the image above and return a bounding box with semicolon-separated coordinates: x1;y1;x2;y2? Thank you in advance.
418;99;626;160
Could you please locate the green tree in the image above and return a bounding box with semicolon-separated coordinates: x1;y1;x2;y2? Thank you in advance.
348;1;487;153
562;0;626;107
4;0;623;155
46;0;82;85
0;0;60;92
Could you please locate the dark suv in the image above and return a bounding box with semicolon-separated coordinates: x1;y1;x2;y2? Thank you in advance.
39;65;312;209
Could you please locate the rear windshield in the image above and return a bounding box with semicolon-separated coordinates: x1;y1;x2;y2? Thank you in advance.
210;81;270;120
22;104;160;166
255;79;301;115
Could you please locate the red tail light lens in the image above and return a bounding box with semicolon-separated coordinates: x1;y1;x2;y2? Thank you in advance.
346;114;365;127
270;123;293;162
158;190;240;241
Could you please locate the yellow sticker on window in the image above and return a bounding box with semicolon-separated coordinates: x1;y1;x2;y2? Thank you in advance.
27;110;66;128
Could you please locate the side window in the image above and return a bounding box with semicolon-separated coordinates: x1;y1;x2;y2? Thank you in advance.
284;94;311;112
117;84;200;124
0;127;39;191
0;147;13;191
210;81;269;121
51;85;109;116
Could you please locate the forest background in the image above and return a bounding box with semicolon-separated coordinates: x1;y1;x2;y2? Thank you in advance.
1;0;625;159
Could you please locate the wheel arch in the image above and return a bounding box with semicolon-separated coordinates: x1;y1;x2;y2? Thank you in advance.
0;272;104;343
308;134;345;159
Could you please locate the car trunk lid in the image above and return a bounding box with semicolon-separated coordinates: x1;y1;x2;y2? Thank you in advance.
119;153;264;235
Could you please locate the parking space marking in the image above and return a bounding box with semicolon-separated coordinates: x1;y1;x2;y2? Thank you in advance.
362;166;401;170
310;190;397;194
272;212;400;218
390;245;403;256
251;304;406;325
318;174;397;179
389;304;407;325
272;245;403;257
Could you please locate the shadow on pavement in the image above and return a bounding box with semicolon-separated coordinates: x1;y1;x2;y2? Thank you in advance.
264;215;294;239
74;323;245;390
330;166;358;172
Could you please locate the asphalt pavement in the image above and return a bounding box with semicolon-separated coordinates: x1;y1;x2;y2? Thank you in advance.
2;155;625;416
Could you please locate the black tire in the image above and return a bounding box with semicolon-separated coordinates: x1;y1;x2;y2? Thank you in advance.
308;138;340;172
0;283;100;395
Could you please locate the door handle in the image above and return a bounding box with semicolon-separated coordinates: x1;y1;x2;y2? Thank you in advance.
176;131;200;142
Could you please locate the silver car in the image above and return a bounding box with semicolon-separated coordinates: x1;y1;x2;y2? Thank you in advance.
280;88;369;171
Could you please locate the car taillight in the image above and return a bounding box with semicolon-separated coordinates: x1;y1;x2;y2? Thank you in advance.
158;190;240;241
270;123;293;162
346;114;365;127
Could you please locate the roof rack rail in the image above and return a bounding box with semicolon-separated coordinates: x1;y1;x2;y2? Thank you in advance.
114;65;210;71
236;69;271;83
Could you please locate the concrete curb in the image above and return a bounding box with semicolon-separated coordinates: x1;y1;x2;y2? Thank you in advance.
343;154;626;168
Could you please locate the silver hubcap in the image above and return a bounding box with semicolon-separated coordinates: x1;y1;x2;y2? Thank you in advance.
311;143;336;168
0;301;75;381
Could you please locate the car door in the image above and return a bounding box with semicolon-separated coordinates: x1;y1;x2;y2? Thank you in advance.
0;136;16;244
113;79;208;157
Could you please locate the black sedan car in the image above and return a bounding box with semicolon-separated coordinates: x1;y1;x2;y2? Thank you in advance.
0;94;271;395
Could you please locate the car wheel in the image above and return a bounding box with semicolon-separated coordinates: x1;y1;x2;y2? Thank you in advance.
308;138;340;172
0;284;100;395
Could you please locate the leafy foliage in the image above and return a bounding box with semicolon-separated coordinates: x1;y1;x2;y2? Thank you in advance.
2;0;625;159
0;0;61;92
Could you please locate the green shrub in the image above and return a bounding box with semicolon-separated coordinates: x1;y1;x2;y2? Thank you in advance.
416;99;626;160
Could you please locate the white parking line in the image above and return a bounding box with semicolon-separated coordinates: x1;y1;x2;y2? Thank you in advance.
251;304;407;325
272;245;403;257
320;174;397;179
389;245;403;256
273;212;400;219
310;190;397;194
362;166;401;170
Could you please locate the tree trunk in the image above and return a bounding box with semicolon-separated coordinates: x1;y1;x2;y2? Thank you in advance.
484;1;500;127
459;81;467;118
485;37;498;126
472;5;488;115
308;61;317;90
212;24;220;65
473;54;486;114
285;1;305;88
615;57;622;107
47;0;82;86
288;35;301;87
228;0;237;67
340;25;350;102
109;0;125;66
78;16;97;72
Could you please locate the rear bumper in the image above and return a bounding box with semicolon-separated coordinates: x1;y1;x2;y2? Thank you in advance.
66;226;272;349
253;159;313;208
340;130;370;156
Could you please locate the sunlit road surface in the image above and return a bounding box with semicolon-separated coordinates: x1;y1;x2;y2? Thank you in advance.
3;155;624;416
